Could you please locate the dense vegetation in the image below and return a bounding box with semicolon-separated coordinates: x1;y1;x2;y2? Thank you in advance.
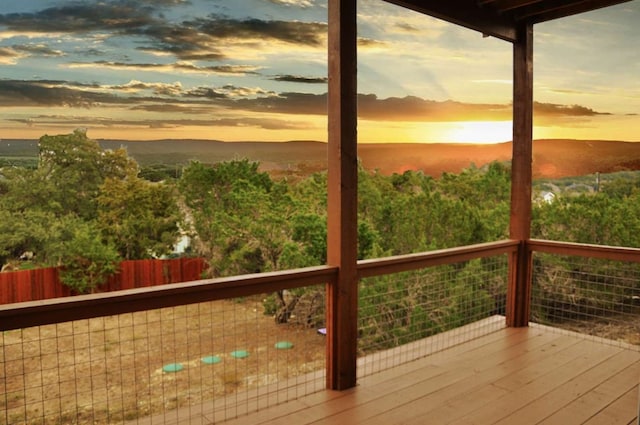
0;131;181;292
1;132;639;347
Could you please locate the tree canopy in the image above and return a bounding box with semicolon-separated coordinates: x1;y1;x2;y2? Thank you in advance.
0;131;181;291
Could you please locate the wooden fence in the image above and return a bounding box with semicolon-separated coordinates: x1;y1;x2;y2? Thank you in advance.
0;257;206;304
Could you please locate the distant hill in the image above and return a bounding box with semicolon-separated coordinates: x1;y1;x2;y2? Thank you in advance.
361;139;640;179
2;138;640;179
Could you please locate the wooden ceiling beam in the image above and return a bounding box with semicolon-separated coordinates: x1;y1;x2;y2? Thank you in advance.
392;0;632;30
492;0;547;13
384;0;517;42
515;0;634;23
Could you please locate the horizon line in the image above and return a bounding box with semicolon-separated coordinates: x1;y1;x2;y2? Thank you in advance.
2;137;640;145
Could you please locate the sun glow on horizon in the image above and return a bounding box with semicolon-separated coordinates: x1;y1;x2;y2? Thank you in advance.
443;120;513;144
364;120;515;144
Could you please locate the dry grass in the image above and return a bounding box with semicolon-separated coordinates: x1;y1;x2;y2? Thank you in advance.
1;297;326;425
556;315;640;346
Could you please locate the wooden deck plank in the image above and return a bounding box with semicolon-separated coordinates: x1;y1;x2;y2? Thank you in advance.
216;389;353;425
535;354;640;425
223;323;519;425
398;338;597;424
318;331;570;424
489;338;609;392
304;331;570;425
226;322;516;425
459;341;622;425
157;322;639;425
224;360;446;425
582;386;639;425
360;335;596;425
388;380;511;425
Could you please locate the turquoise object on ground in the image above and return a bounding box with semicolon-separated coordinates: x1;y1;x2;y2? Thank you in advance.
162;363;183;373
201;355;222;365
274;341;294;350
230;350;249;359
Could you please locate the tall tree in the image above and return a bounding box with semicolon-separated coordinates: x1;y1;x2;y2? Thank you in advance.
37;129;137;219
49;217;120;293
0;131;181;285
179;160;285;276
97;171;181;259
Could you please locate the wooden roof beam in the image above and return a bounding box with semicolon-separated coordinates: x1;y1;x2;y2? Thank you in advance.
490;0;547;13
384;0;517;42
516;0;634;23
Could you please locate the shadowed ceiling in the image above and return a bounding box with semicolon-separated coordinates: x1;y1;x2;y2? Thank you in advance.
383;0;634;41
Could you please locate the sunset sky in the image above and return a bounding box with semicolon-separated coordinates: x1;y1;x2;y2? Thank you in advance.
0;0;638;143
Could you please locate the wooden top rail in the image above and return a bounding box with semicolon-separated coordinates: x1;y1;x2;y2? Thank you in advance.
529;239;640;263
0;265;338;331
357;239;519;278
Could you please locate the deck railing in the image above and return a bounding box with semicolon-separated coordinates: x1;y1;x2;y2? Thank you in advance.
356;240;517;377
529;239;640;349
1;267;334;425
5;238;637;424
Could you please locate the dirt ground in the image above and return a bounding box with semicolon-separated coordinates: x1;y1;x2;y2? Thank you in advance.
557;317;640;345
1;297;326;425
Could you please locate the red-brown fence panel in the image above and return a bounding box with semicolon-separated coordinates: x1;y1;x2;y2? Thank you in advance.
154;260;166;286
0;258;205;304
137;259;152;288
182;257;205;281
40;268;66;299
14;270;32;303
119;261;136;291
169;259;183;282
31;268;45;300
0;271;16;304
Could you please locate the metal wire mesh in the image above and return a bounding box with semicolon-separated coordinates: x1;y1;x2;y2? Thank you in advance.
531;252;640;349
1;288;326;425
357;255;508;377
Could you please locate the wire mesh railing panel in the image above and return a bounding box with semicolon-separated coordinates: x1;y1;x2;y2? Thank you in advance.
357;255;508;378
1;287;326;425
531;253;640;349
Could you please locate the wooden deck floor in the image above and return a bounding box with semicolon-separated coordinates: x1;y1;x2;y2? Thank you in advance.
221;324;640;425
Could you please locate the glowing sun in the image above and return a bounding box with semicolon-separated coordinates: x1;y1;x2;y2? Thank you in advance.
445;120;513;144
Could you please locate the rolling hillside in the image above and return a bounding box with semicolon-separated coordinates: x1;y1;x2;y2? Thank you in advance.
2;138;640;179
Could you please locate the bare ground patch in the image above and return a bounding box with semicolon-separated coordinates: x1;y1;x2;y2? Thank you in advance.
1;297;326;424
555;316;640;346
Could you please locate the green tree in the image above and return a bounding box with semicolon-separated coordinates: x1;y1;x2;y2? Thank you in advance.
0;210;120;292
0;164;58;214
0;209;58;266
532;193;612;244
51;218;120;293
600;175;640;200
97;172;181;259
37;129;137;219
283;213;327;267
0;131;181;290
179;159;289;276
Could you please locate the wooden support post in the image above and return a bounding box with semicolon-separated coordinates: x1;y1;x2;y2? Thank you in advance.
326;0;358;390
507;22;533;328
